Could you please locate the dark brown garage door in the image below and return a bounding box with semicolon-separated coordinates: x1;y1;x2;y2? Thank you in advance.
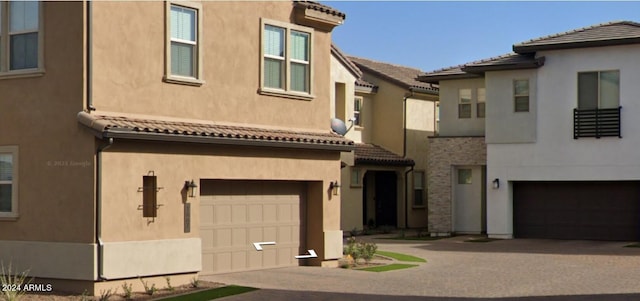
514;181;640;241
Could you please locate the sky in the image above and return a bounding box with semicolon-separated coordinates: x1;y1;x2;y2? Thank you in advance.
327;1;640;72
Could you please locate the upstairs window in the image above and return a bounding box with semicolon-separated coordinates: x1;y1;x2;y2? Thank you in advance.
458;89;471;118
477;88;486;118
514;79;529;112
354;96;363;126
164;2;203;85
578;70;619;109
574;70;621;139
261;19;313;98
0;1;43;75
0;146;18;219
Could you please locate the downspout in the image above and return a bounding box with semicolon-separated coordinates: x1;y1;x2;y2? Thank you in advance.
403;89;414;229
96;138;113;281
86;0;95;111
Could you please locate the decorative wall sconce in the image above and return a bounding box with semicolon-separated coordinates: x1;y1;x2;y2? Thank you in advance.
492;178;500;189
329;180;340;195
184;180;198;198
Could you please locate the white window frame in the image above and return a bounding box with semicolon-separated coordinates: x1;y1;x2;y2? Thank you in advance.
458;88;471;119
514;79;530;112
259;18;314;100
0;146;18;220
164;1;204;86
353;96;363;127
0;1;45;79
477;88;486;118
413;171;425;207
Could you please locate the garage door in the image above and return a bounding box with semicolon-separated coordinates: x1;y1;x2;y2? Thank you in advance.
514;181;640;241
200;180;305;274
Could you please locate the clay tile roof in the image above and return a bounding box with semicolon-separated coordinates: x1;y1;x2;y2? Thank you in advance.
347;56;438;94
294;1;345;19
78;112;353;151
354;143;414;166
355;78;377;89
514;21;640;53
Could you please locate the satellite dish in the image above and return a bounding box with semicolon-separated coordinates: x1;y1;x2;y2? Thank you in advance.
330;118;348;136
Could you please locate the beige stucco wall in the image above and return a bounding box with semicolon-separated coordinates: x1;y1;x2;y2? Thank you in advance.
428;137;486;234
91;1;333;132
99;141;341;274
0;2;95;243
330;54;356;125
406;96;437;228
337;69;438;230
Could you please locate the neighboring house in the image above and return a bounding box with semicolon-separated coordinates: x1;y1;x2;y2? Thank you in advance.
419;21;640;241
330;48;439;232
0;1;351;294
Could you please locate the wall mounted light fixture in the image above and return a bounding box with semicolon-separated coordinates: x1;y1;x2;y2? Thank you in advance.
329;180;340;195
492;178;500;189
184;180;198;198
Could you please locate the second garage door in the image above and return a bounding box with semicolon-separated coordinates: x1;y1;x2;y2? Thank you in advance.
200;180;305;275
514;181;640;241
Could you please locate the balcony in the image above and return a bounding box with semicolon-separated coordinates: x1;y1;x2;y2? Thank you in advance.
573;107;621;139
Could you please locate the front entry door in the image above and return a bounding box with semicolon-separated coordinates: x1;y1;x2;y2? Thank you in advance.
375;171;397;227
453;166;484;233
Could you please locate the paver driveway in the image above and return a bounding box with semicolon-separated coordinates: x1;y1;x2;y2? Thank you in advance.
204;235;640;299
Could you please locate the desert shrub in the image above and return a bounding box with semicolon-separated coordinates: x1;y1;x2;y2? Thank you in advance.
0;263;32;301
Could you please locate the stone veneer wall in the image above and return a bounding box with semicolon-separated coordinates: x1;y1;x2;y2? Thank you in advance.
427;137;487;234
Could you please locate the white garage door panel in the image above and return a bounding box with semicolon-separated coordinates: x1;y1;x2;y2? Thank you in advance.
200;181;304;275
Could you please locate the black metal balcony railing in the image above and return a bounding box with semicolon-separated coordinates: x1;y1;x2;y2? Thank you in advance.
573;106;622;139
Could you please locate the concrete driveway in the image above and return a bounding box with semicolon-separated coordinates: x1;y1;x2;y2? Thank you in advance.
204;235;640;300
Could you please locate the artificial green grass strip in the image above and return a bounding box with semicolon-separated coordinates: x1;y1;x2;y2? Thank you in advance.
624;242;640;248
357;263;418;272
375;250;426;263
159;285;258;301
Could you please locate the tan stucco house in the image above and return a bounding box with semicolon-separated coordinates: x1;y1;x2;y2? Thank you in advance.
330;48;439;232
0;1;352;294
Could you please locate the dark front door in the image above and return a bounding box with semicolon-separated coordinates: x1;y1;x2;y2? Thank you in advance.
375;171;397;227
514;181;640;241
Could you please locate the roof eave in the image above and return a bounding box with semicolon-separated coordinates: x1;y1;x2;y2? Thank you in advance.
355;85;378;94
331;45;363;78
101;129;354;152
410;86;439;95
417;73;482;84
462;57;546;73
514;37;640;53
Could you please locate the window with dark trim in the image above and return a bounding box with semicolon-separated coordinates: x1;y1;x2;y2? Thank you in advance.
574;70;621;139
